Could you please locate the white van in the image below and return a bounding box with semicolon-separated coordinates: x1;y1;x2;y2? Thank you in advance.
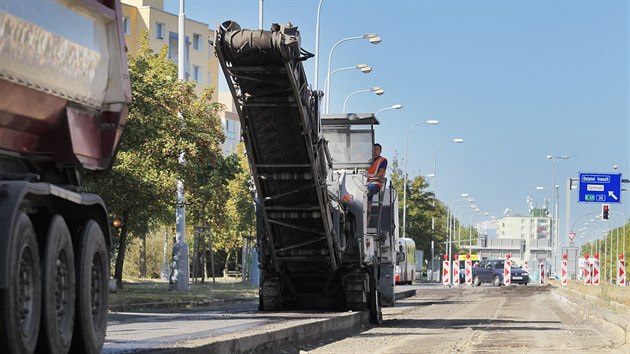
395;238;416;285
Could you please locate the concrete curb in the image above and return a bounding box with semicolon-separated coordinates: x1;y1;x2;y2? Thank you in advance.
108;296;257;312
136;311;369;353
553;287;630;346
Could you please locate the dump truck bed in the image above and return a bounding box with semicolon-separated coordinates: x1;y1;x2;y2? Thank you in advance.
0;0;130;179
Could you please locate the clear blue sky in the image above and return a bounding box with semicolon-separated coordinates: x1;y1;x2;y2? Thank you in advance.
164;0;629;244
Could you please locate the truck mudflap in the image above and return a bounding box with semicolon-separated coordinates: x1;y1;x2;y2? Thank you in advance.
0;0;131;173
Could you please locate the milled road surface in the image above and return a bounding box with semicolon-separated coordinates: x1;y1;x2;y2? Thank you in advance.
300;284;627;354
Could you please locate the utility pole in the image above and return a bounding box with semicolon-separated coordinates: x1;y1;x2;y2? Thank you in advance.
258;0;263;29
171;0;189;292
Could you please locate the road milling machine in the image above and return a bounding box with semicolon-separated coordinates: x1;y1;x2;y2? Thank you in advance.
214;21;400;324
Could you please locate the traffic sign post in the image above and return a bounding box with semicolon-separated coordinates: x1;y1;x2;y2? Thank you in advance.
578;172;622;204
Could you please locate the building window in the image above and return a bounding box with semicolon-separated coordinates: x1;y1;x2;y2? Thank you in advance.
223;118;239;155
155;22;165;39
192;65;200;82
193;33;201;50
122;16;131;35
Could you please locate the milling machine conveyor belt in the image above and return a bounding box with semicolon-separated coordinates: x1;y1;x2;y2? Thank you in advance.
214;21;338;273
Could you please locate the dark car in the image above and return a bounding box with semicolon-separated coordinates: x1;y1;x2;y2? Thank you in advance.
458;261;467;284
472;259;529;286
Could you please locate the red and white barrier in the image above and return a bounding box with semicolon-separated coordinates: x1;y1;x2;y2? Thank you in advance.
452;260;460;286
618;254;626;286
523;261;528;273
442;258;450;286
503;255;511;286
592;254;600;286
583;254;591;285
465;259;472;285
539;261;545;285
561;255;568;286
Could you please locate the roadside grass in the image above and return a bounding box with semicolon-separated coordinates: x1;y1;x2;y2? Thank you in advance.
555;280;630;316
109;277;258;307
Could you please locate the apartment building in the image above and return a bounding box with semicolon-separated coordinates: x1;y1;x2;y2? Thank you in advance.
121;0;219;100
497;215;551;240
218;92;241;156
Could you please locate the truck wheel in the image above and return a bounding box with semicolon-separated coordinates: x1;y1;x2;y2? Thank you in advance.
38;215;75;354
70;220;108;354
0;212;41;354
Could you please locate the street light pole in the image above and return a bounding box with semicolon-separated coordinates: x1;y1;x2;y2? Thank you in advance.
258;0;264;29
402;120;439;238
313;0;324;90
375;104;403;117
172;0;189;292
546;154;569;276
342;87;384;113
433;138;465;200
323;64;372;96
446;195;471;282
325;34;381;113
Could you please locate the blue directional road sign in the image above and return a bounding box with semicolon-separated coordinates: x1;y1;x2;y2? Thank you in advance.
578;172;622;204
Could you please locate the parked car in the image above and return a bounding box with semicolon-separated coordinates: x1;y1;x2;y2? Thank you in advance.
459;261;467;284
472;259;529;286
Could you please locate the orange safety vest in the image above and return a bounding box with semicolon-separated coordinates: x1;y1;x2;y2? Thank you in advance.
367;156;387;188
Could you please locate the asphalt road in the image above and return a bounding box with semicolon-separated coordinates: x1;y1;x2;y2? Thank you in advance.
300;284;628;353
103;284;628;353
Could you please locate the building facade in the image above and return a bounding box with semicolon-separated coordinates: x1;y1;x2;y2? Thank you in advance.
121;0;219;100
497;215;551;240
218;92;241;156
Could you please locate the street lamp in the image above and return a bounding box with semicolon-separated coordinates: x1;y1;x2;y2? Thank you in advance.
342;86;384;113
375;104;403;117
325;33;382;113
546;154;569;275
446;194;472;280
313;0;324;90
332;64;373;76
402;120;439;237
323;64;372;95
453;203;474;247
432;138;465;200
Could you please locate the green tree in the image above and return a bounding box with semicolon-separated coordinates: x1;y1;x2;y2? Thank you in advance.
389;155;448;264
220;143;256;271
84;32;226;288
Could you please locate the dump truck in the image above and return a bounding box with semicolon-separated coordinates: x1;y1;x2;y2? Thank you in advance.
0;1;130;353
214;21;400;324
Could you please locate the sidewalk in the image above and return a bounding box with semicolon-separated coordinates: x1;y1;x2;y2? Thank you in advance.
109;278;417;312
108;278;258;312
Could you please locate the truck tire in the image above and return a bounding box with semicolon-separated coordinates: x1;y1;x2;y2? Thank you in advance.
37;215;75;354
0;212;41;354
70;220;108;354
